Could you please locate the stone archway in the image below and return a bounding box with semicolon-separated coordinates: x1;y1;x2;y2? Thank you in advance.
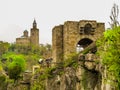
76;38;93;52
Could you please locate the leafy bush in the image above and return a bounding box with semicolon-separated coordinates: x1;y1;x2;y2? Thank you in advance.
0;75;7;90
7;54;26;82
97;26;120;89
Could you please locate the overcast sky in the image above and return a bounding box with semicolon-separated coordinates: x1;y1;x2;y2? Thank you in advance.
0;0;120;44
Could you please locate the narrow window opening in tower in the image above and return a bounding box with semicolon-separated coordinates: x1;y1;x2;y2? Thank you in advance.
76;38;93;53
84;23;92;35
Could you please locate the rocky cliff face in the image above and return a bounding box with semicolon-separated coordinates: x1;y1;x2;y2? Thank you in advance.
45;55;116;90
4;47;115;90
5;58;116;90
46;59;102;90
46;67;78;90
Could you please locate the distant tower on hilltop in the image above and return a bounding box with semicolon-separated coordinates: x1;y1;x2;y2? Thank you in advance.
16;19;39;46
30;19;39;46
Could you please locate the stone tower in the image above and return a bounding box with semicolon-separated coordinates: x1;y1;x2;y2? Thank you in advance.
30;19;39;46
52;20;105;63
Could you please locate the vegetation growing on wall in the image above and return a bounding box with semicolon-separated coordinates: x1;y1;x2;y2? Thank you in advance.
64;53;79;69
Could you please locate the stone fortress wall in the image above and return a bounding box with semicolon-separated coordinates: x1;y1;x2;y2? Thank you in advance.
52;20;105;63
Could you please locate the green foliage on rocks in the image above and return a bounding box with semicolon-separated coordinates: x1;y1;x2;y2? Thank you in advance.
64;53;79;69
97;26;120;89
8;54;26;81
31;67;56;90
0;41;52;89
0;41;10;56
0;75;8;90
31;81;45;90
0;53;26;82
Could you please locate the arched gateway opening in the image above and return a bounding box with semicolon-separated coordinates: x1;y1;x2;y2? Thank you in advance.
76;38;93;52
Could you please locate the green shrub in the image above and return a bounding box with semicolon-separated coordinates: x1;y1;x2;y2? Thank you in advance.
97;26;120;89
7;54;26;82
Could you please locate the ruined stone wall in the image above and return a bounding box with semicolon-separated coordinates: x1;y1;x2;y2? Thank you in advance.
52;25;64;63
52;20;105;62
63;21;79;60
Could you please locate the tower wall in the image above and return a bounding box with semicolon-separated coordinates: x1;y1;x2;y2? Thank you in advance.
52;20;105;62
52;25;63;63
63;21;79;60
30;28;39;46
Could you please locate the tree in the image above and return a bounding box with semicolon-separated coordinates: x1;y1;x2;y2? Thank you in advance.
97;27;120;89
39;44;52;59
109;3;119;28
0;41;10;56
7;54;26;82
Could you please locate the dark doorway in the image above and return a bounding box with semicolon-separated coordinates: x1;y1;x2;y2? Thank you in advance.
76;38;93;52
